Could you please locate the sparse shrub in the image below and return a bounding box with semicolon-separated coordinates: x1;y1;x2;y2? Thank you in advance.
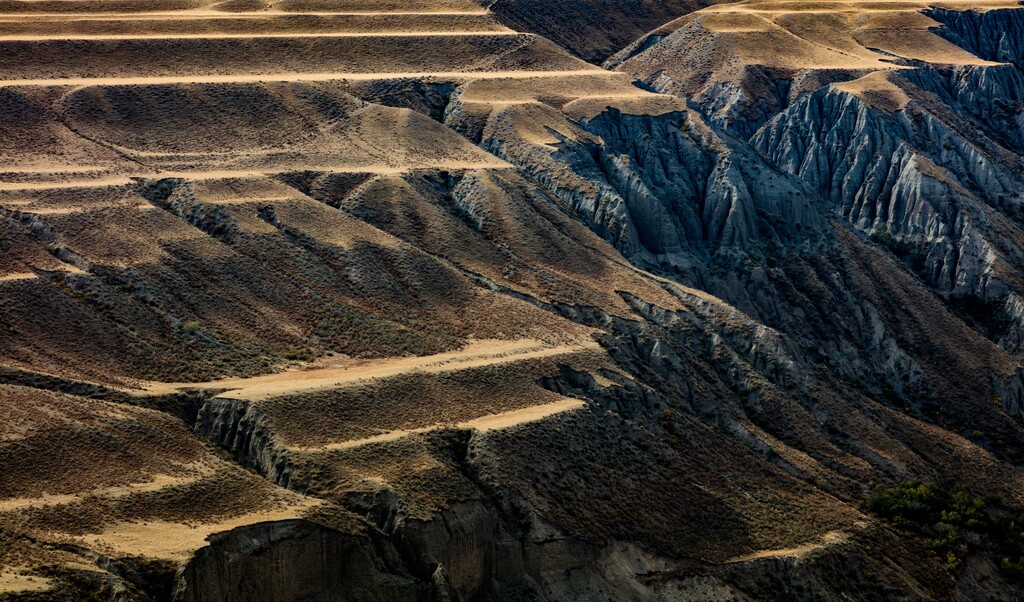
865;480;1024;578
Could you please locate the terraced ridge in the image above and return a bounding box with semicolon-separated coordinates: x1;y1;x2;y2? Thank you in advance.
10;0;1024;599
0;0;622;188
606;0;1022;135
0;1;672;595
0;0;715;590
0;384;327;581
188;337;610;507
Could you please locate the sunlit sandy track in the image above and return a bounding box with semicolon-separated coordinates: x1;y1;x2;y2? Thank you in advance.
0;69;614;87
724;529;859;564
0;272;38;282
0;162;518;190
0;10;491;18
0;267;86;280
291;397;587;452
0;30;518;39
0;13;509;35
0;166;108;173
0;177;137;190
144;338;601;400
0;470;210;512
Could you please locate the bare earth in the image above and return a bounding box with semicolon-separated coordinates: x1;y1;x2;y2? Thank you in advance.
144;338;600;400
294;396;587;452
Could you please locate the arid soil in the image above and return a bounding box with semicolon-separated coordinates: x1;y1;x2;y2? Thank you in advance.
3;0;1024;599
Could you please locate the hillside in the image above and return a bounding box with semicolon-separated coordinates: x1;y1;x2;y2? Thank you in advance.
3;0;1024;600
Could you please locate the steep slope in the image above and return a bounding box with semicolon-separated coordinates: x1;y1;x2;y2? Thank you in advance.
478;0;731;63
604;0;1024;361
643;5;1024;378
609;0;1016;135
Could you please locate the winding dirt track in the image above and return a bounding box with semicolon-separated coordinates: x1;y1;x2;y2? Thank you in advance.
293;396;586;452
723;528;863;564
0;31;519;39
145;338;600;401
0;69;614;87
0;163;516;191
0;272;37;282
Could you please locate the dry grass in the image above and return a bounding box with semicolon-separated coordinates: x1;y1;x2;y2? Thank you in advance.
831;70;909;112
0;168;601;383
234;346;605;448
471;406;859;561
0;35;588;81
146;338;597;399
0;384;335;574
286;430;486;520
614;0;1010;106
0;13;510;38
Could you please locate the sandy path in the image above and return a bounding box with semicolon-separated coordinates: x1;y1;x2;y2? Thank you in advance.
72;500;323;561
0;69;613;87
0;165;108;173
294;396;585;452
0;272;38;282
4;202;154;214
0;267;86;280
0;9;492;18
0;470;209;513
0;177;136;191
0;30;517;39
724;530;851;563
144;338;599;400
0;163;514;190
199;194;298;205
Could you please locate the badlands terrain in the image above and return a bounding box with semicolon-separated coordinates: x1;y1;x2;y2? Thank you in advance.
2;0;1024;599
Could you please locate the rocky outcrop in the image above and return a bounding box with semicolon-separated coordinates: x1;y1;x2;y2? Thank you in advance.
604;15;868;138
597;2;1024;365
750;68;1024;355
439;63;1024;428
195;397;298;487
928;7;1024;69
457;100;826;268
175;520;426;602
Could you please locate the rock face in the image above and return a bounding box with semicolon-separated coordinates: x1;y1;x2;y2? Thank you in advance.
929;7;1024;69
462;103;824;265
597;1;1024;369
749;66;1024;354
176;521;424;602
440;78;1022;425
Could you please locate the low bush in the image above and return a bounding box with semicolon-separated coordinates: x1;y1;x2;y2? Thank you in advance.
865;480;1024;578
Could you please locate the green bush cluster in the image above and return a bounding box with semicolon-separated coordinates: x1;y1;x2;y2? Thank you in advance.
865;480;1024;578
869;226;929;273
